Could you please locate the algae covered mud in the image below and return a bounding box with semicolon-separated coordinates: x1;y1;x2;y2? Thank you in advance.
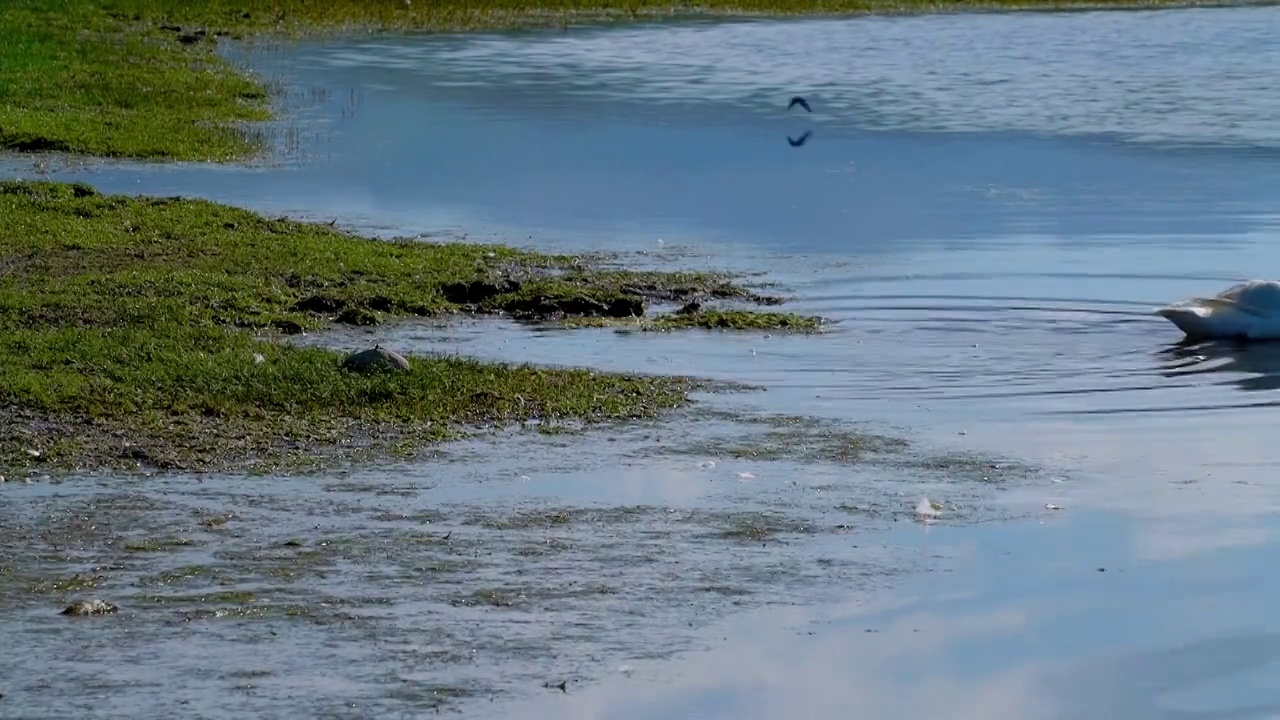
0;413;1049;718
0;179;825;476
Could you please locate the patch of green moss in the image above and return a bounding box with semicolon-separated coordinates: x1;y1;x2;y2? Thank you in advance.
0;181;783;474
144;589;256;604
566;308;823;332
124;537;196;553
674;427;910;463
716;512;815;541
26;574;107;594
137;565;219;587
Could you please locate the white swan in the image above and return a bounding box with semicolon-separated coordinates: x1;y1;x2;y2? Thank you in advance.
1157;279;1280;341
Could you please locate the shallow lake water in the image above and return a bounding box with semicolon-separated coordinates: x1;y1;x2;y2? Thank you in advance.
5;4;1280;718
497;508;1280;720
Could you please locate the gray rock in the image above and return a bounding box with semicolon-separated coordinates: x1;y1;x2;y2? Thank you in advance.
341;345;410;374
62;598;119;616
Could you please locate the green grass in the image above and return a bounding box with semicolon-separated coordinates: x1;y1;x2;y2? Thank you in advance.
0;1;271;160
566;308;824;332
0;0;1251;161
0;180;798;474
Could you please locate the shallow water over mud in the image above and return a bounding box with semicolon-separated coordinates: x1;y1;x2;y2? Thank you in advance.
5;4;1280;718
0;416;1047;718
497;508;1280;720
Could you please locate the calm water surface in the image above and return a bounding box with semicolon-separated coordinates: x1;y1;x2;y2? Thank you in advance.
498;509;1280;720
5;5;1280;717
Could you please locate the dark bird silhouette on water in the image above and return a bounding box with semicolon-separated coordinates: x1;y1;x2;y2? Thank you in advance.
787;131;812;147
788;96;812;112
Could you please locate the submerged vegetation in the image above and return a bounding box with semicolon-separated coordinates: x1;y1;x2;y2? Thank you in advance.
0;180;819;474
0;0;1248;160
565;307;824;333
659;410;1045;485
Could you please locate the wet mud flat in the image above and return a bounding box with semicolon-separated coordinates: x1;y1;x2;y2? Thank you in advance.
0;407;1055;718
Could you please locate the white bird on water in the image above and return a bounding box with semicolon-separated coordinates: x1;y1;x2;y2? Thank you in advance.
1157;279;1280;341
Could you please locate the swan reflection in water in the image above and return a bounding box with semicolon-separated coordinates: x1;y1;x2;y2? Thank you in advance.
1159;338;1280;392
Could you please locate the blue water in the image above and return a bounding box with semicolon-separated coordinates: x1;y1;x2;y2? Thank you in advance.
6;4;1280;717
498;510;1280;719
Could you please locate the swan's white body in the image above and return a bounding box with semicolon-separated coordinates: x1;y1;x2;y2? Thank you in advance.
1157;280;1280;340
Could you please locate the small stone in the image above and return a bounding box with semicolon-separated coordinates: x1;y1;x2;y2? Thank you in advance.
340;345;410;374
25;449;40;459
62;598;119;616
252;353;265;364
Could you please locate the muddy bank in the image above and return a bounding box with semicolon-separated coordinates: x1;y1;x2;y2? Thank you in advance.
0;412;1056;717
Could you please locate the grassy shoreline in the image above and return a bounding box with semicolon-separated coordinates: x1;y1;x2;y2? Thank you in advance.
0;180;819;476
0;0;1241;475
0;0;843;476
0;0;1265;161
